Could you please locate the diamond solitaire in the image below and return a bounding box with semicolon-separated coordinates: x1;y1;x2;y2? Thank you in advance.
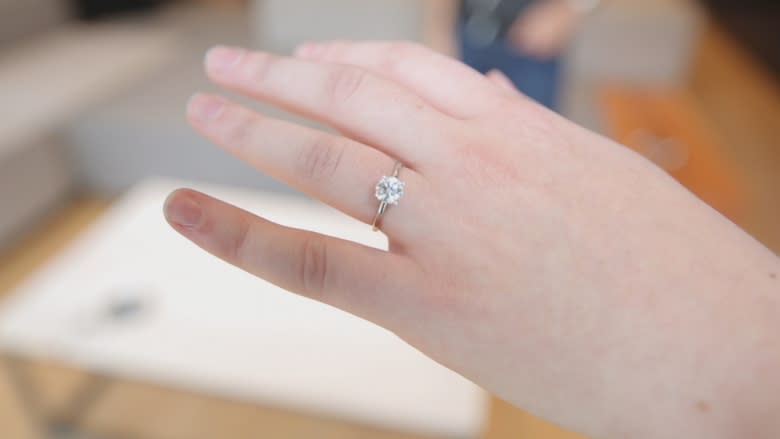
371;161;405;232
375;176;405;205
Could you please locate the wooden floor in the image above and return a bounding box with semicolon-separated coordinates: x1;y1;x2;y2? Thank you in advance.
0;200;583;439
688;23;780;253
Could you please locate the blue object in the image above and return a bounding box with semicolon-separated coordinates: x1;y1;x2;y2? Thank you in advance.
458;22;562;110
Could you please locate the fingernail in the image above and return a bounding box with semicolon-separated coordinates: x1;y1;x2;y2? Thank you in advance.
206;46;244;72
188;94;225;123
164;191;203;228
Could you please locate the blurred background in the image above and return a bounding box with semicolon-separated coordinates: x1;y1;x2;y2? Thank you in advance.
0;0;778;438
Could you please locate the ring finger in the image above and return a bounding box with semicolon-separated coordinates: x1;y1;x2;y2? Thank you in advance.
187;93;429;239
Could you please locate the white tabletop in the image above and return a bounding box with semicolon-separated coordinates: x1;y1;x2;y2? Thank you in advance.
0;179;487;438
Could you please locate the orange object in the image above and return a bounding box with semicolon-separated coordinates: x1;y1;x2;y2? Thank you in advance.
600;86;746;223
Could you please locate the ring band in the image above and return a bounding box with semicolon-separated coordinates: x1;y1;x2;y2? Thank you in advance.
372;161;405;232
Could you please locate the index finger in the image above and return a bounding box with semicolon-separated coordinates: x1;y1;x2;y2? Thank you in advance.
205;46;455;168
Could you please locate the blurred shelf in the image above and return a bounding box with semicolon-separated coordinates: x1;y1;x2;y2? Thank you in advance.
0;22;178;160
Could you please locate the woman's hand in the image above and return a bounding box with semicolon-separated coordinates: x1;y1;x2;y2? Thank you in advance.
509;0;581;59
164;41;780;438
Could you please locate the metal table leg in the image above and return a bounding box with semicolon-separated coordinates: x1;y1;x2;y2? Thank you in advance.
1;352;116;439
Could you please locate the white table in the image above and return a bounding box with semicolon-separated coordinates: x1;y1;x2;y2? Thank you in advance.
0;179;488;438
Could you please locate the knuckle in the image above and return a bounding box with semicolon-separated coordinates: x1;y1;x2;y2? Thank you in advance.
299;236;329;297
298;135;346;182
382;41;418;72
245;52;274;83
388;41;419;54
228;217;253;264
328;66;367;106
222;112;255;146
321;41;347;59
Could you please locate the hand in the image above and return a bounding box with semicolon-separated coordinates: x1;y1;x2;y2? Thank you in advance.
509;0;580;59
164;41;780;438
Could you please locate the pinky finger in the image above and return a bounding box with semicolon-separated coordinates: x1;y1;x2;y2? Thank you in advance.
163;188;420;326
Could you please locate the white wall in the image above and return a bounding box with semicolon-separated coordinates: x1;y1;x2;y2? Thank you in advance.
251;0;423;52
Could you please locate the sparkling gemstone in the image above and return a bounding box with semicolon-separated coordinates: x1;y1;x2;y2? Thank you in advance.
375;176;405;205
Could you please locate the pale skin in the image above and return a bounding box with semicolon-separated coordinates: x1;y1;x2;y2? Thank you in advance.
164;41;780;438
